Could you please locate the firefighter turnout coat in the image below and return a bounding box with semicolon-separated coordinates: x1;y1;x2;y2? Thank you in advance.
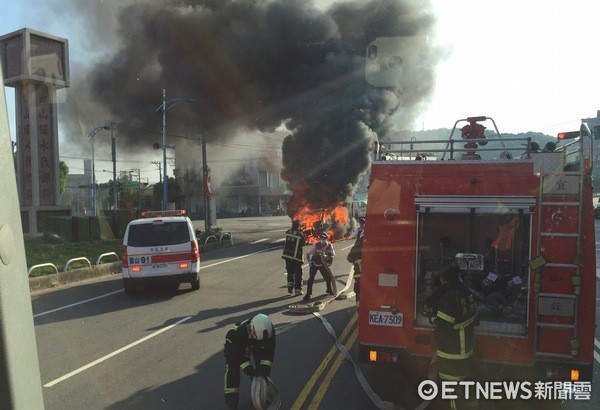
430;282;478;381
224;319;276;396
282;228;305;262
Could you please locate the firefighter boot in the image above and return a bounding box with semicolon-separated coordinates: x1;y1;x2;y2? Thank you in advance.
225;392;239;409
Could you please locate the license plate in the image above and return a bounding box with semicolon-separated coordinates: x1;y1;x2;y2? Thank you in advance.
129;255;152;264
368;311;403;327
152;263;167;269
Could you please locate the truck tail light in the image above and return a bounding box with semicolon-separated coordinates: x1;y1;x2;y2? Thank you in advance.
179;262;189;269
122;245;128;268
191;241;199;263
570;369;580;381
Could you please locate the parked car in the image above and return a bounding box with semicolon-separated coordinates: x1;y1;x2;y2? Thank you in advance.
121;210;200;295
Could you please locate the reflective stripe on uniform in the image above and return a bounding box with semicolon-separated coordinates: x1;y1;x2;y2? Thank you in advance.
259;359;272;366
436;310;455;323
240;361;252;370
453;316;475;330
454;315;475;354
224;364;240;393
353;273;361;279
436;348;473;360
438;371;466;381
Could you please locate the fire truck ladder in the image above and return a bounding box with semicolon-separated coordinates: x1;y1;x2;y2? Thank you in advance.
533;138;586;359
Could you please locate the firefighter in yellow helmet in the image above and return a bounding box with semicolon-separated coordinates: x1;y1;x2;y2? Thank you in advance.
223;313;276;409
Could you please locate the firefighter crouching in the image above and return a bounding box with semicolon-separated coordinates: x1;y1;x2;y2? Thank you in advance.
427;264;479;409
224;313;276;409
282;220;306;295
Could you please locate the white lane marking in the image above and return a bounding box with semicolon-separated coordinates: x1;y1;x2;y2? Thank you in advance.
34;290;124;318
251;238;270;244
35;248;275;317
200;247;272;269
595;351;600;364
595;338;600;350
271;238;285;244
43;315;192;387
341;244;354;250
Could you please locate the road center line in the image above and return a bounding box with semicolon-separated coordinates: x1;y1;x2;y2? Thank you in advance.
311;327;359;407
251;238;270;244
291;313;358;410
43;315;192;387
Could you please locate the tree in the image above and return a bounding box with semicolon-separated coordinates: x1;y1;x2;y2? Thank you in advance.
59;161;69;193
152;177;183;210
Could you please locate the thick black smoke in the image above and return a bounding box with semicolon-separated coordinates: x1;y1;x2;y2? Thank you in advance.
62;0;438;211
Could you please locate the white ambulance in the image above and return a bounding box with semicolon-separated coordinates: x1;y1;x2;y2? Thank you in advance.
121;210;200;295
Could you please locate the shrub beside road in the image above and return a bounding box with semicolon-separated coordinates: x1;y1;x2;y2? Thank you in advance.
25;237;122;276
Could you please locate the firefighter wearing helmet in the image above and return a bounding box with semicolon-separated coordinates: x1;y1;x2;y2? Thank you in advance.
303;231;335;301
282;219;306;295
224;313;276;409
429;264;479;409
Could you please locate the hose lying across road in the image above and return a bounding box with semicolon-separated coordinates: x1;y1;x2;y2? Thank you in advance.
313;269;431;410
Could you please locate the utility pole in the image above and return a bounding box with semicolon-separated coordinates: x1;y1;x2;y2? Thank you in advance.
111;122;117;210
201;137;212;231
152;161;162;183
130;168;141;209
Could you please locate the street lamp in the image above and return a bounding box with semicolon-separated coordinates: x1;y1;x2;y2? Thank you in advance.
155;89;195;210
88;125;111;217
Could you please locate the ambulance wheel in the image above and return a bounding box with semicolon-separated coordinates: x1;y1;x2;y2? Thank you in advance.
191;275;200;291
123;279;136;296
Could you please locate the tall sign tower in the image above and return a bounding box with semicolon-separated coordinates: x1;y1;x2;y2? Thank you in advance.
0;28;71;233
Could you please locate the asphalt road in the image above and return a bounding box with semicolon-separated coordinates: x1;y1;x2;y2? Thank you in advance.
29;216;600;409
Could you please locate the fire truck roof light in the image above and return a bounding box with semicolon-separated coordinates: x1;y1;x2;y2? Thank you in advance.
141;210;187;218
557;131;579;140
466;116;487;122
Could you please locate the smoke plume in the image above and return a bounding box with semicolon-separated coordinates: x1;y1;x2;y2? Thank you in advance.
53;0;439;214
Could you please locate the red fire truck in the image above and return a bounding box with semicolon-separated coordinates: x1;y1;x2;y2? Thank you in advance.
358;116;596;382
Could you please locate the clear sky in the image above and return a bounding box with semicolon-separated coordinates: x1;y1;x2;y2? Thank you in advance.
2;0;599;181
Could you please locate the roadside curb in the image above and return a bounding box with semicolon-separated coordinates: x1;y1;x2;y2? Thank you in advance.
29;262;122;292
28;240;233;293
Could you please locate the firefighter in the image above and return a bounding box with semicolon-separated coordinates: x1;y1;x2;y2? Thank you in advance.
282;220;306;295
429;264;478;409
224;313;276;409
347;218;365;307
303;232;335;301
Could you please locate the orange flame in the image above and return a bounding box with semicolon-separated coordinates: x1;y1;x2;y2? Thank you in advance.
292;202;350;243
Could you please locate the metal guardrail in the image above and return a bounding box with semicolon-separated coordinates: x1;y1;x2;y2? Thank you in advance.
64;257;92;272
96;252;119;265
204;235;218;245
28;263;58;276
219;233;233;245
